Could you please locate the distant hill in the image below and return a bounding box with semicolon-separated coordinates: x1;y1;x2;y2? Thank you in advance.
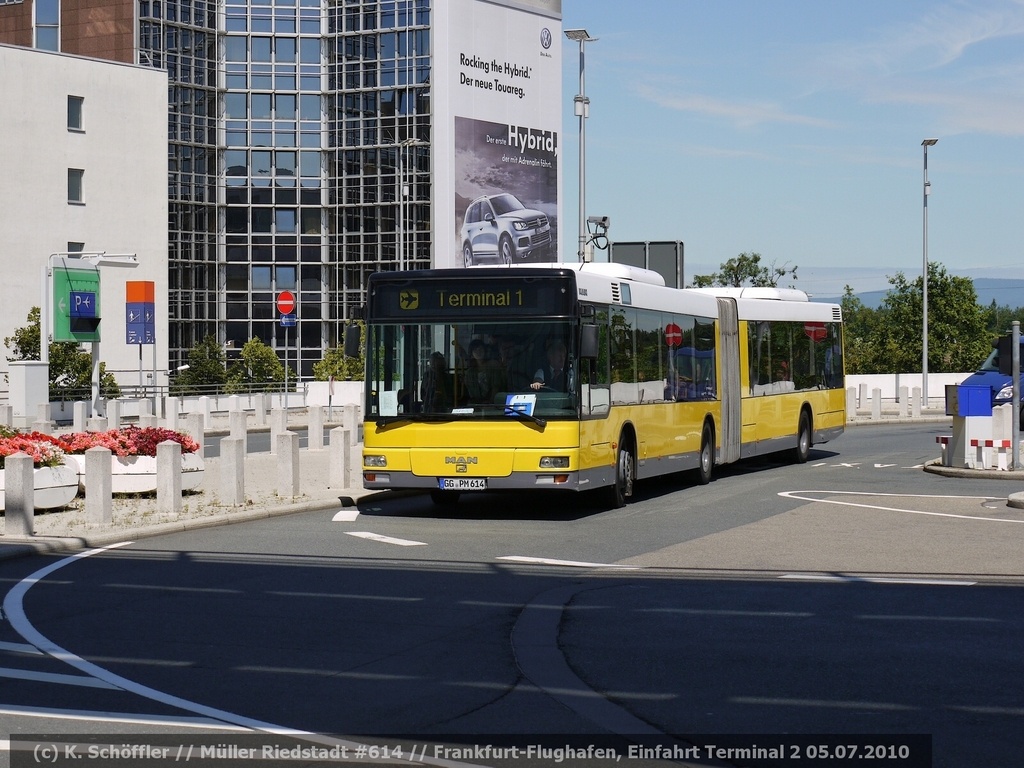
815;278;1024;309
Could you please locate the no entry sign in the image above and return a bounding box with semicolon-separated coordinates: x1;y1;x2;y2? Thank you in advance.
277;290;296;314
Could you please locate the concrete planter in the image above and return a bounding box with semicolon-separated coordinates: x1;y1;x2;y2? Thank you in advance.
66;452;205;494
0;464;80;510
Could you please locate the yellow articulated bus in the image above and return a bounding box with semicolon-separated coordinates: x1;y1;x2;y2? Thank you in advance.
354;263;844;508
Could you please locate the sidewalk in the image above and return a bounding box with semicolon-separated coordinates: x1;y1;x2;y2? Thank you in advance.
0;442;375;561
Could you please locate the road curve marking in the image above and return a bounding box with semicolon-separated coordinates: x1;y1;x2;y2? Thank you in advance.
778;490;1022;524
0;543;483;767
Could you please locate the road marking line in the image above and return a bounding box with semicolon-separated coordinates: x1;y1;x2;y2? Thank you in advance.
345;531;427;546
0;666;122;688
778;490;1022;524
781;573;976;586
0;641;43;656
0;704;250;729
332;509;360;522
497;556;641;570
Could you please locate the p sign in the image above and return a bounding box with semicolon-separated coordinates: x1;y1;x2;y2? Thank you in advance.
665;322;682;347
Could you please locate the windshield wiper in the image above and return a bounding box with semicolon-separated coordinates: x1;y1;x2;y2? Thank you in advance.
503;407;547;428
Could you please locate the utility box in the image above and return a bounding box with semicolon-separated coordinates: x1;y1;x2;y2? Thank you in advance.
946;384;992;418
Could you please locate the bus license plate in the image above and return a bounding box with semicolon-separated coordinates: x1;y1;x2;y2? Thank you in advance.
439;478;487;491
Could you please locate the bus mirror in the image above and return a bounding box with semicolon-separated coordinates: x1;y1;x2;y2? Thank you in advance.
580;324;599;359
343;324;361;358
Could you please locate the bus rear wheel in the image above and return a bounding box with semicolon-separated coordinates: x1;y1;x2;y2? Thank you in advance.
794;411;811;463
697;424;714;485
604;438;635;509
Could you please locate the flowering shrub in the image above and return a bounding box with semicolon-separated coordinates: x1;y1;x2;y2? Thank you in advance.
0;430;67;469
57;426;200;457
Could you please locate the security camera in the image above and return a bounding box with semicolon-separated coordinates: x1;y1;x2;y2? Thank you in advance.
587;215;610;229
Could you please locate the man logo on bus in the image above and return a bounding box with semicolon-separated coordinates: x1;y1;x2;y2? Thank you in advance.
400;289;419;310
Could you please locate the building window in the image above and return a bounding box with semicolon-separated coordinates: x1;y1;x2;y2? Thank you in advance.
68;169;84;203
35;0;59;51
68;96;84;131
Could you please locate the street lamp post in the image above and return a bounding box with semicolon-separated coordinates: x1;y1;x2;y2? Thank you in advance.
921;138;938;406
397;137;427;270
565;28;597;262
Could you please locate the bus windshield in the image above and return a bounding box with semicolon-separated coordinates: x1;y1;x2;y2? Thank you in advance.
365;319;578;421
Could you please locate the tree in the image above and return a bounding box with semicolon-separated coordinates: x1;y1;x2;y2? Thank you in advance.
839;286;878;375
171;335;227;395
312;321;365;381
4;307;121;399
690;252;798;288
861;263;990;374
226;337;291;392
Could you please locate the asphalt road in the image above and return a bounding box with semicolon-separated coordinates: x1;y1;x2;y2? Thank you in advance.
2;422;1022;768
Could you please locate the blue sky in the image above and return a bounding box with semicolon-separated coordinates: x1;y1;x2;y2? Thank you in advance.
559;0;1024;298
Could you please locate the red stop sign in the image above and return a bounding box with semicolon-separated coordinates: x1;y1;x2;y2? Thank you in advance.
804;322;827;342
665;323;682;347
277;290;296;314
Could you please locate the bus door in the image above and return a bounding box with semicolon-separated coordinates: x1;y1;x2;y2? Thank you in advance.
716;298;741;464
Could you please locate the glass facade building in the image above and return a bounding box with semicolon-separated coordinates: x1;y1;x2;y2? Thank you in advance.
2;0;433;377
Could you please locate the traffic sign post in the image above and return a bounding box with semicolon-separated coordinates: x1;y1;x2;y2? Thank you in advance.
277;291;296;406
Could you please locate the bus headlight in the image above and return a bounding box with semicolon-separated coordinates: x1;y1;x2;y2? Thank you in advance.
996;385;1014;401
539;456;570;469
365;455;388;467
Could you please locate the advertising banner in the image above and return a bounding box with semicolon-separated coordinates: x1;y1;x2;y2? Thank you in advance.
434;0;562;268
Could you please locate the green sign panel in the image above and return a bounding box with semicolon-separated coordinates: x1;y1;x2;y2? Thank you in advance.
53;265;101;342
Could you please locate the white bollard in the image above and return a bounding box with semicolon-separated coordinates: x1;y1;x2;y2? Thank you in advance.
4;452;35;536
87;416;108;433
229;410;248;448
107;398;122;429
33;404;52;435
846;387;857;420
84;446;112;526
270;408;287;454
898;386;909;418
185;412;205;459
156;440;182;516
308;406;325;450
0;404;13;427
329;427;352;489
255;393;268;426
73;401;88;432
911;387;922;419
164;397;179;431
277;430;300;498
871;388;882;420
220;436;246;506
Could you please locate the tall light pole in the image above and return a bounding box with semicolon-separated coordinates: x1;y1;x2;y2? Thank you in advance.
565;28;597;261
921;138;938;406
396;137;426;270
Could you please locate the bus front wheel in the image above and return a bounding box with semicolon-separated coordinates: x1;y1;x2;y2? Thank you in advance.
794;411;811;464
605;438;635;509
